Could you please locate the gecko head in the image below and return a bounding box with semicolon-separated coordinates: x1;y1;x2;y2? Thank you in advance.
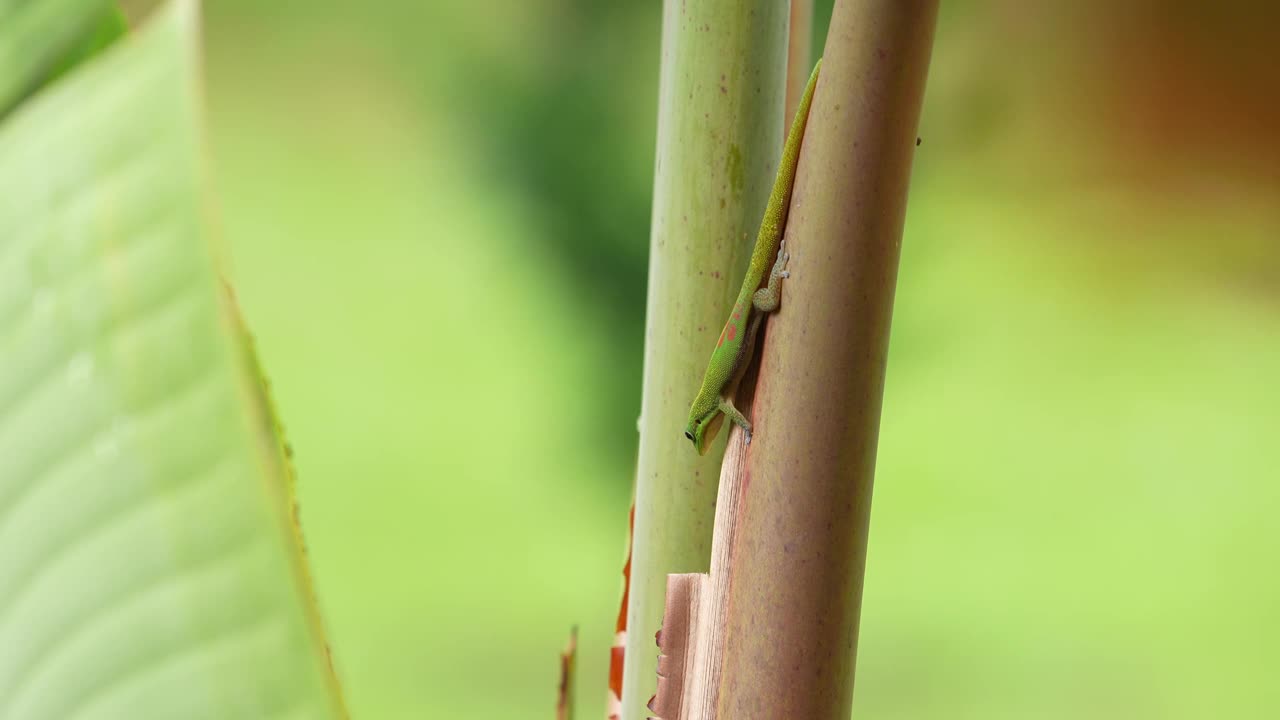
685;410;725;456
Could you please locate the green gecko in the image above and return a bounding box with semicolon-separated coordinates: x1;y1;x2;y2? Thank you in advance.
685;59;821;455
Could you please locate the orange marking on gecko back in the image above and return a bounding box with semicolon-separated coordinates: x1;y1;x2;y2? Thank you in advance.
716;302;744;348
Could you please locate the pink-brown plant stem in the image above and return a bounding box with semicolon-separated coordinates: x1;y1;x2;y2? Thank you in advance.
785;0;814;123
714;0;938;717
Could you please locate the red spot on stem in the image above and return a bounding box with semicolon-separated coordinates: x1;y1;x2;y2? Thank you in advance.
606;505;635;715
609;645;625;702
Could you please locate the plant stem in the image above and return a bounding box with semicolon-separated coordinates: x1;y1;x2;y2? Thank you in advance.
623;2;790;719
786;0;814;123
714;1;938;716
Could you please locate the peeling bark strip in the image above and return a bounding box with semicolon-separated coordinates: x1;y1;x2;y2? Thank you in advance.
649;574;704;720
648;428;752;720
558;627;578;720
607;503;636;719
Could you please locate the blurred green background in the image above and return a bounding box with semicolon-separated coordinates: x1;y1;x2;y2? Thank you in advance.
149;0;1280;717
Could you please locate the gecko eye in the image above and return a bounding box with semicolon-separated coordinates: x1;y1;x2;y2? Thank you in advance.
684;431;694;441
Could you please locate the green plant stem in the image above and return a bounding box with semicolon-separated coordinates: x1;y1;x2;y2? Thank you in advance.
622;2;790;719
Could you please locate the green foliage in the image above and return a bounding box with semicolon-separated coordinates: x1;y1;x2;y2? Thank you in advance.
0;2;344;717
193;1;1280;718
0;0;118;116
44;6;130;87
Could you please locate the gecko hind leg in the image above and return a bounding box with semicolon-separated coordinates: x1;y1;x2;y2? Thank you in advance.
752;239;791;312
